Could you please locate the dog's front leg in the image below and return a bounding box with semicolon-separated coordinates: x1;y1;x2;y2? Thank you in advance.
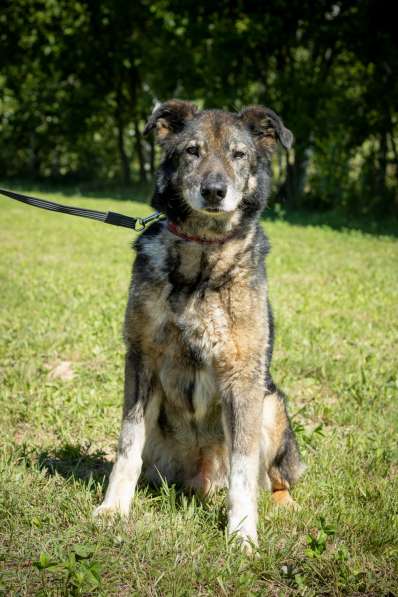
221;371;264;549
94;349;149;518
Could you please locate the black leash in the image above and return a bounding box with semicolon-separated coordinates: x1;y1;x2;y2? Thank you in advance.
0;187;164;231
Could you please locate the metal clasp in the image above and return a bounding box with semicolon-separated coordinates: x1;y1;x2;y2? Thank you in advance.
134;218;145;231
134;211;166;231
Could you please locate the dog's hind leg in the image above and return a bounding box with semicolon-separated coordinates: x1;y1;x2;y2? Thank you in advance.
259;386;303;507
94;349;156;518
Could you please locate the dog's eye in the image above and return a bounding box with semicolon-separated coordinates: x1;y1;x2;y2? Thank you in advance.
186;145;200;157
233;150;246;160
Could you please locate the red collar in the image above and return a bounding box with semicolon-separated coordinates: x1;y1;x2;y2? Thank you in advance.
167;221;236;244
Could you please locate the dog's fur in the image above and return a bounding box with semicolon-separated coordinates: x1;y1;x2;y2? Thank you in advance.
94;100;303;548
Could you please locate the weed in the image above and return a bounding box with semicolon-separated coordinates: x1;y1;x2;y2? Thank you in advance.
33;545;101;595
305;517;336;558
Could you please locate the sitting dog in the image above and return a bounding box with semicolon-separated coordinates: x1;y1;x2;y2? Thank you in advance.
94;100;303;549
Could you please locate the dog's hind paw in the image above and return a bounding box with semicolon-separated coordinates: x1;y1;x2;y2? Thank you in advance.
271;489;300;510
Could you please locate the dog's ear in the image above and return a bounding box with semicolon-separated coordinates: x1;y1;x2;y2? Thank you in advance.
239;106;293;153
143;99;198;143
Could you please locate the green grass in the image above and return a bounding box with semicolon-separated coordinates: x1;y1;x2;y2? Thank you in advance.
1;186;397;596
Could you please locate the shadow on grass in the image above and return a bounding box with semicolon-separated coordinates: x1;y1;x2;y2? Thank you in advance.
37;443;112;487
262;205;398;239
136;478;228;530
33;443;228;527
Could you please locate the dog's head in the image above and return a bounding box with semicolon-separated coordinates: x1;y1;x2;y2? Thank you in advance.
144;100;293;227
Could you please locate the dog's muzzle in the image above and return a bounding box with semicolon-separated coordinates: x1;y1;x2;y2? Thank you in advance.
200;174;227;210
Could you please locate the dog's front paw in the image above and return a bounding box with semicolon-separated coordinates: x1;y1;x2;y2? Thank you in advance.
228;529;259;556
228;517;258;556
239;534;259;556
92;502;129;519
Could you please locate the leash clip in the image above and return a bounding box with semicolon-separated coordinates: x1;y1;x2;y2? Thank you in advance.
134;218;146;231
134;211;165;231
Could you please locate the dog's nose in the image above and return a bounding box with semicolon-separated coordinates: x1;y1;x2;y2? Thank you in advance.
200;180;227;203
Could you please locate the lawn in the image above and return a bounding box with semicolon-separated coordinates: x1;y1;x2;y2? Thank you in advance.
0;186;397;596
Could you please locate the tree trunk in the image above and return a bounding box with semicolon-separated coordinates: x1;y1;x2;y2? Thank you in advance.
28;132;40;178
278;144;309;207
376;129;388;200
149;134;156;179
389;130;398;169
134;117;147;183
127;68;147;183
115;86;131;186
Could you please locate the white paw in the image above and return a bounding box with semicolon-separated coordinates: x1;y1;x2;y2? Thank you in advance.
228;528;258;556
92;502;129;519
239;534;258;556
228;516;258;554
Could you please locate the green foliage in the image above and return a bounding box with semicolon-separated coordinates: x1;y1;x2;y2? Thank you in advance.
0;1;397;213
33;545;101;595
305;517;336;558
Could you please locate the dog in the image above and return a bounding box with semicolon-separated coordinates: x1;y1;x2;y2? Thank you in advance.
94;100;303;550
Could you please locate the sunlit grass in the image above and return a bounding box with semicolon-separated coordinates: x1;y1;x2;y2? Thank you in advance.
1;188;397;595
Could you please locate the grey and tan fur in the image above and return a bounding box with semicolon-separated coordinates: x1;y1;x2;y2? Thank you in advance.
94;100;304;549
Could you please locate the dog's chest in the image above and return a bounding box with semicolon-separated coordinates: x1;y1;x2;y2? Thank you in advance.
143;238;233;362
134;231;260;424
142;244;232;420
148;289;224;425
157;274;230;364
